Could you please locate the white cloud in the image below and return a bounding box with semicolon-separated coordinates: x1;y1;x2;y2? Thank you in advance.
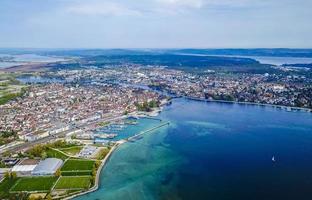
66;1;141;16
156;0;271;9
64;0;273;18
156;0;205;8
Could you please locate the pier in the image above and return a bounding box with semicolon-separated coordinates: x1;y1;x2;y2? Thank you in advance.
127;121;170;142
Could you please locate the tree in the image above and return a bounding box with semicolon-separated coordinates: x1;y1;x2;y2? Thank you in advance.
55;169;61;177
90;176;95;185
92;169;97;177
41;152;47;159
45;194;52;200
0;161;6;168
94;161;101;168
16;192;28;200
124;110;129;115
18;152;24;158
11;171;17;179
4;171;10;179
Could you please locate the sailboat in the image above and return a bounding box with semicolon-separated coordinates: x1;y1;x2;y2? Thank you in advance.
272;156;276;162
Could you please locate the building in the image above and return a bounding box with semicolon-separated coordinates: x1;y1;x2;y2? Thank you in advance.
12;159;39;176
32;158;63;176
2;158;19;166
21;130;50;142
12;165;37;176
48;124;70;135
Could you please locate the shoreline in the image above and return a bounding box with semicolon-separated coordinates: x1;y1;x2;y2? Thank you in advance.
63;141;124;200
60;97;309;199
185;97;312;113
63;106;167;200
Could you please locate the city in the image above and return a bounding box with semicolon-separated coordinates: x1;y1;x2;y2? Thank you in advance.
1;0;312;199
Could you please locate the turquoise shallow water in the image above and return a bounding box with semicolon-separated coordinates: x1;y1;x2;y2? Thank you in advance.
75;98;312;200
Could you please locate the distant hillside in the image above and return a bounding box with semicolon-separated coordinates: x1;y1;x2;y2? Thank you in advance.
86;54;259;67
168;49;312;58
1;48;312;58
83;54;277;74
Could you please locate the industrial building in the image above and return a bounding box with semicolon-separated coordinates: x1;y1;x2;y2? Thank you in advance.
32;158;63;176
12;164;37;176
11;159;39;176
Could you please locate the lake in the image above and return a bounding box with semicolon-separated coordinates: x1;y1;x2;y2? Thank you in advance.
178;53;312;66
75;98;312;200
0;53;66;68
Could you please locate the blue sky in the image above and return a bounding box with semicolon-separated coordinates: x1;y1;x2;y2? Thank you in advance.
0;0;311;48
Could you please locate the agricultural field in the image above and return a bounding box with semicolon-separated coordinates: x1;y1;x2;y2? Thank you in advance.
0;73;26;105
61;159;95;172
54;176;91;190
10;176;58;192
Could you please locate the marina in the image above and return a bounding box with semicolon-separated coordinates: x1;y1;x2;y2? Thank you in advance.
93;117;164;142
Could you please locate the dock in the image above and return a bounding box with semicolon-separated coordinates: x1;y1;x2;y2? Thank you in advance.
127;121;170;142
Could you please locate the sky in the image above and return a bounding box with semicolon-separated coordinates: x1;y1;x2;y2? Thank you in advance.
0;0;311;48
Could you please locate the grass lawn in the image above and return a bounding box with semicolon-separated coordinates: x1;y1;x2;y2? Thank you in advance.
61;159;95;171
58;146;83;156
10;176;58;192
0;178;20;198
54;176;91;190
46;148;69;160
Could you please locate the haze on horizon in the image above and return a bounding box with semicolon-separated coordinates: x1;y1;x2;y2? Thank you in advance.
0;0;311;49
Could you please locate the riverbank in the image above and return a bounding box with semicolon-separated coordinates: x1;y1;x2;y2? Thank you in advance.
186;97;312;113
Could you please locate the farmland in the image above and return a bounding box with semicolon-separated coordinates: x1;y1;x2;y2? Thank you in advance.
0;73;26;105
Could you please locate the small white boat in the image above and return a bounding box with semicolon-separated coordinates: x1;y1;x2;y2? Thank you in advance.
272;156;276;162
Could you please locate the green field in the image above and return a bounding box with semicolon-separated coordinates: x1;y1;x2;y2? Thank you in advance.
54;176;91;190
61;159;95;171
10;177;58;192
0;178;20;198
0;74;26;105
46;148;69;160
58;146;83;156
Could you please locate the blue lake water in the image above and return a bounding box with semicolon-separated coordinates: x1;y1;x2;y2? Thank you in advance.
17;76;65;84
0;54;66;68
238;56;312;66
180;53;312;65
0;62;23;68
75;98;312;200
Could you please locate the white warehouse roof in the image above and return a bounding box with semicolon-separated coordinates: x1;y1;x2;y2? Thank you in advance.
12;165;37;172
32;158;63;176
